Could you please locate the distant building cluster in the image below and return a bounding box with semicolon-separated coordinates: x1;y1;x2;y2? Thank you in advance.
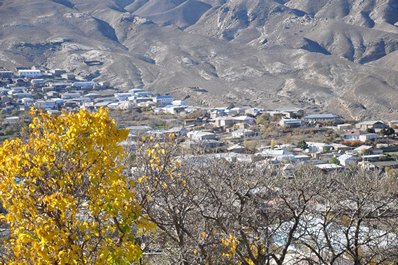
0;66;186;114
2;65;398;175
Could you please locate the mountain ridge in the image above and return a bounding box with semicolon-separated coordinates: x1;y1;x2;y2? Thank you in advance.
1;0;398;119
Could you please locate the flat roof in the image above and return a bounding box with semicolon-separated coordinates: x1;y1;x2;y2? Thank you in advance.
303;114;340;119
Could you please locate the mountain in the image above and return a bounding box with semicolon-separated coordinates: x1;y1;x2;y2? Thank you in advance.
1;0;398;119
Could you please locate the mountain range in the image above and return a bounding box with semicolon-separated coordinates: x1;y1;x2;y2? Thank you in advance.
1;0;398;119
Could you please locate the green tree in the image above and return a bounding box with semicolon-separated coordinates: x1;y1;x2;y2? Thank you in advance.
329;156;339;165
296;140;308;150
381;126;395;136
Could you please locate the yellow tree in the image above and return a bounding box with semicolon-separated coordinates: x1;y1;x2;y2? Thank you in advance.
0;108;145;264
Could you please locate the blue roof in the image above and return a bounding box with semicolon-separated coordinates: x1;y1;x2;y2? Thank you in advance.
303;114;340;119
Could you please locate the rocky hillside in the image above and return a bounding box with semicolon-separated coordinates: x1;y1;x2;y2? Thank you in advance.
1;0;398;119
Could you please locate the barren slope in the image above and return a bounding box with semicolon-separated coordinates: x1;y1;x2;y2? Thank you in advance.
1;0;398;119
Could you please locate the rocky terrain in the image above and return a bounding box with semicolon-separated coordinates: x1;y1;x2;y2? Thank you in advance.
1;0;398;119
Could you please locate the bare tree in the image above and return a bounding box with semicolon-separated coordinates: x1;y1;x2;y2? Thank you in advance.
297;168;398;264
130;139;398;265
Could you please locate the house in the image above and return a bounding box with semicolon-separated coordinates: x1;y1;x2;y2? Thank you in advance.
279;118;302;128
47;82;69;91
18;69;42;78
214;117;235;128
134;97;154;105
31;79;45;88
261;149;295;161
155;105;187;114
187;131;217;141
166;127;188;137
228;106;250;116
355;121;386;132
85;93;101;100
13;92;33;99
227;144;246;153
172;99;187;106
61;73;75;80
134;91;152;98
368;161;398;171
338;154;360;166
61;92;81;99
184;118;204;127
280;109;304;118
181;139;224;151
362;154;386;162
389;120;398;128
49;69;66;76
337;123;354;131
294;155;311;162
302;114;343;125
8;87;24;95
213;116;255;129
126;126;151;137
231;129;256;139
210;108;228;119
342;130;378;142
0;88;10;95
34;100;57;109
21;98;34;106
0;71;13;79
3;116;20;125
316;164;343;172
153;95;174;107
72;82;96;90
114;93;133;101
307;142;334;153
233;116;256;125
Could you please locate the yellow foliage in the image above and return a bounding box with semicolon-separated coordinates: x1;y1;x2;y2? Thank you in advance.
0;108;147;264
221;234;239;258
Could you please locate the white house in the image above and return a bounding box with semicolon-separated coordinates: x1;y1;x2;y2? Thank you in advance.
13;92;33;99
355;121;386;132
166;127;188;137
155;105;187;114
3;116;20;125
31;79;45;87
214;116;255;129
231;129;256;139
316;164;343;171
21;98;34;106
61;92;81;99
134;91;152;98
338;154;360;166
389;120;398;128
18;69;42;78
0;71;13;79
187;131;217;141
72;82;96;90
34;100;57;109
342;130;378;142
172;99;186;106
114;93;133;101
307;142;333;153
261;149;295;161
302;114;343;124
279;118;302;128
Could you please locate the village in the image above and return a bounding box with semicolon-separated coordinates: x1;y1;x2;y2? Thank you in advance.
1;66;398;176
